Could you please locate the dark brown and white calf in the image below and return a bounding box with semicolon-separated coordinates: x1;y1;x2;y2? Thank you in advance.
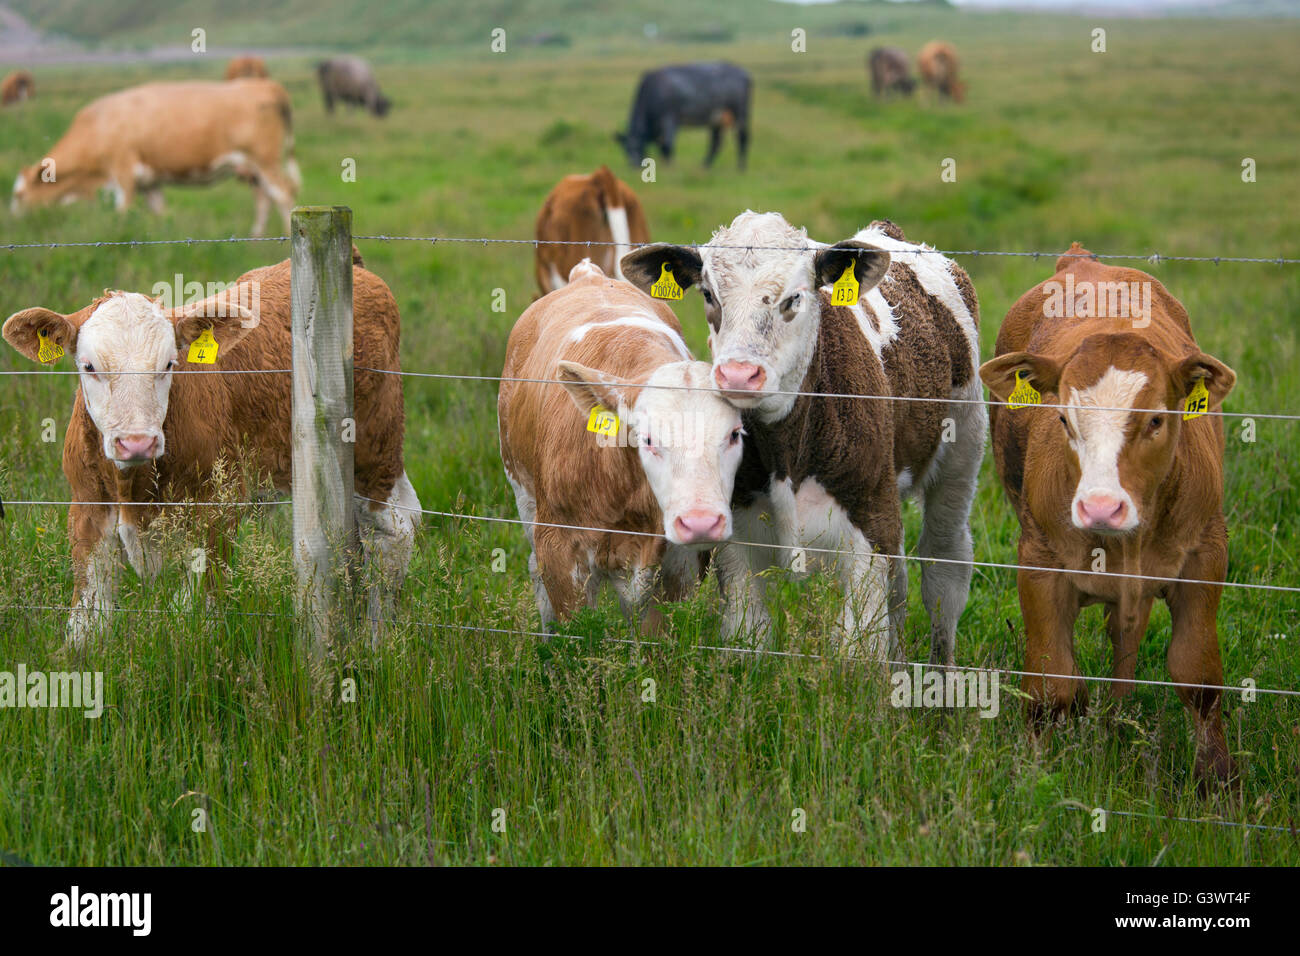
2;254;419;644
623;213;984;662
499;260;744;630
979;245;1237;784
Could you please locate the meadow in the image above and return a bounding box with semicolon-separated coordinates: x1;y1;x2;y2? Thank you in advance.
0;5;1298;865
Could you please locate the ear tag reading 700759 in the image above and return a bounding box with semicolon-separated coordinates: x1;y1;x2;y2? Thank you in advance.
187;328;219;365
587;405;620;437
1183;378;1210;420
831;264;860;306
651;263;684;301
1007;370;1041;411
37;332;64;364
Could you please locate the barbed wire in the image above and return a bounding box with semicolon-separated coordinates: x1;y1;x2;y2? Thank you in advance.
2;499;285;508
0;368;293;376
1062;804;1298;836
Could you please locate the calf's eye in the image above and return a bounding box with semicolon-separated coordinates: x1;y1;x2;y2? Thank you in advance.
729;427;742;446
82;363;95;375
701;288;715;307
1148;416;1163;433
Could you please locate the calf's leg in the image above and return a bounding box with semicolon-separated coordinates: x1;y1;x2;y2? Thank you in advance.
1017;564;1086;721
1104;595;1153;699
355;471;421;642
716;503;776;646
66;503;120;647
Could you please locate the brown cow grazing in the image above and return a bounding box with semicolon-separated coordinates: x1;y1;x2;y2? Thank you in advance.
868;47;915;97
224;56;269;80
980;244;1237;786
499;260;745;631
918;41;965;103
534;165;650;295
1;251;420;645
10;80;301;237
1;69;33;106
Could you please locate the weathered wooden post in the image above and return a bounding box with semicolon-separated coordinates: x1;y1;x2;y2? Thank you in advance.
291;205;357;653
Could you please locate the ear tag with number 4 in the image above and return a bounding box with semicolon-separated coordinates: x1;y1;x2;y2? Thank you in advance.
37;332;64;364
1183;378;1210;420
187;328;219;365
1008;370;1041;410
831;264;860;306
651;263;683;301
587;405;620;437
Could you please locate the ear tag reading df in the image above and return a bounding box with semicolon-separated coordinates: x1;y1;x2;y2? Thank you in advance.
187;328;219;365
1183;378;1209;420
1007;370;1041;410
587;405;620;437
831;264;860;306
37;332;64;364
651;263;683;301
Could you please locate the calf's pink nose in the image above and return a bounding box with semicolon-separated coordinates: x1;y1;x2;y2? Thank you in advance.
674;509;727;544
115;434;158;460
714;362;766;393
1077;495;1127;528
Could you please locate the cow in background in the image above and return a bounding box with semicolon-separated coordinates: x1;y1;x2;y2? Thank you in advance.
534;166;650;295
317;56;391;117
919;42;965;103
9;79;301;237
616;62;752;170
1;70;33;105
980;244;1237;786
225;56;269;80
868;48;915;97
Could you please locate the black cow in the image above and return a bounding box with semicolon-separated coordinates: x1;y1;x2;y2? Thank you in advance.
615;62;752;170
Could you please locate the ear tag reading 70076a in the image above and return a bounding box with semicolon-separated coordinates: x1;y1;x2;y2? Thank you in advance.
1007;370;1041;411
1183;378;1210;420
187;328;219;365
587;405;620;437
37;332;64;364
831;264;860;306
651;263;684;301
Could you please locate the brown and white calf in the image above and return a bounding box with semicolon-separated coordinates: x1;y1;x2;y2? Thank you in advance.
499;260;744;630
534;165;650;296
979;244;1237;784
10;80;301;237
2;253;420;645
623;213;985;662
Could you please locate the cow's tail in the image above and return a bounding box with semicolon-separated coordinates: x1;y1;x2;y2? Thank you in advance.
270;85;302;190
591;164;620;211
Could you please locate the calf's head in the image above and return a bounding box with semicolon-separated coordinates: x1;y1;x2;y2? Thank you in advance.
558;359;743;547
981;333;1235;534
621;211;890;421
3;289;259;468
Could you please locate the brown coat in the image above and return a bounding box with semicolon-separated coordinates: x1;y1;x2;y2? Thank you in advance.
534;166;650;295
918;42;964;103
1;70;33;105
224;56;269;80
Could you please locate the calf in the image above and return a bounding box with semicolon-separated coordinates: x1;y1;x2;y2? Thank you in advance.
868;48;915;97
1;70;33;106
534;165;650;295
918;42;965;103
498;260;744;631
623;213;984;663
979;244;1237;785
2;252;420;645
225;56;269;80
317;57;391;117
10;80;301;237
616;62;752;170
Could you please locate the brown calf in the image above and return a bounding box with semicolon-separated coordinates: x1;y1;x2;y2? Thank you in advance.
1;70;33;106
980;244;1237;785
918;42;965;103
225;56;269;80
534;165;650;296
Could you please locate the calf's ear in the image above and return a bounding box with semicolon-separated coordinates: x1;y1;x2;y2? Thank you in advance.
1174;352;1236;410
557;361;627;418
620;243;703;296
814;240;891;293
979;351;1062;404
170;289;260;355
2;307;79;362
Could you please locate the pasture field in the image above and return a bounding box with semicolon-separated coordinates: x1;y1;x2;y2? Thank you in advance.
0;7;1298;865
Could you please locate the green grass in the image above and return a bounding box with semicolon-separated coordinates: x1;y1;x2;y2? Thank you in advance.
1;8;1299;864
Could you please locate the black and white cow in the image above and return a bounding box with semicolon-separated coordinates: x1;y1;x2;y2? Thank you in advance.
622;212;984;663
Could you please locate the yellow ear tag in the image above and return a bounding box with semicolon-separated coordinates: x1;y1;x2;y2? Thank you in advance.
587;405;620;437
831;264;860;306
187;328;219;365
650;263;684;301
1183;378;1210;420
37;332;64;364
1007;370;1041;410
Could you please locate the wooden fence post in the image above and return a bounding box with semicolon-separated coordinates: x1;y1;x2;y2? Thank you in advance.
291;205;356;653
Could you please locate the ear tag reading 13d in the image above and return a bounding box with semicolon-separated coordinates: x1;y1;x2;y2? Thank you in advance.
651;263;684;300
587;405;620;437
1183;378;1210;420
187;328;219;365
831;264;860;306
1007;370;1041;410
37;332;64;364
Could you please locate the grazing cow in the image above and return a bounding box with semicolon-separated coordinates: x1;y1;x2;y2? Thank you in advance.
1;69;33;106
868;47;915;97
622;213;984;663
224;56;269;80
1;250;420;645
317;56;391;117
918;41;965;103
616;61;752;170
10;80;301;237
979;244;1237;785
534;165;651;295
498;260;745;631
